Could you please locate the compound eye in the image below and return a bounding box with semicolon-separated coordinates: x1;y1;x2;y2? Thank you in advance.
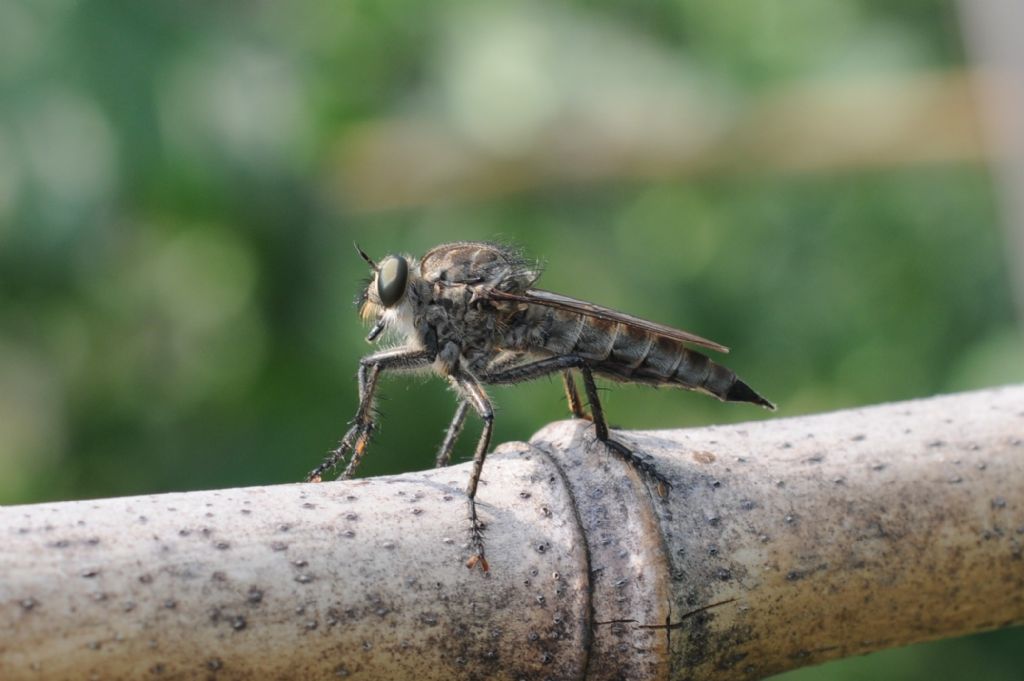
376;255;409;308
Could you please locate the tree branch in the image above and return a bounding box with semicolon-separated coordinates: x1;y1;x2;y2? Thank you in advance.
1;386;1022;680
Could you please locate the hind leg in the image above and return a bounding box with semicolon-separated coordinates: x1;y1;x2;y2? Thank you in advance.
481;357;670;495
577;365;670;497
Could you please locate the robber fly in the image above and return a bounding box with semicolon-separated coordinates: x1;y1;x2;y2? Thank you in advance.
308;241;774;571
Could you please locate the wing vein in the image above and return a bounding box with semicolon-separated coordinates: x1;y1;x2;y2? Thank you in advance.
488;288;730;354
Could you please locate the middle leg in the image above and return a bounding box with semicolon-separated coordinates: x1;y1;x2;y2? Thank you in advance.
435;399;470;468
447;373;494;572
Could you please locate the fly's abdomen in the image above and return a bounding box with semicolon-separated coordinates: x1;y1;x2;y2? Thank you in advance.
528;307;618;358
595;335;774;409
570;316;619;360
510;303;774;409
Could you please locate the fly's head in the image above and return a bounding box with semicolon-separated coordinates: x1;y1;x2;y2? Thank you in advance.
354;244;422;343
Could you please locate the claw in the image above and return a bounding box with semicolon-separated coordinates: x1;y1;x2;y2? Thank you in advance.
592;432;672;496
466;553;490;572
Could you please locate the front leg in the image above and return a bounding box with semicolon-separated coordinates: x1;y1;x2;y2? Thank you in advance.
306;348;434;483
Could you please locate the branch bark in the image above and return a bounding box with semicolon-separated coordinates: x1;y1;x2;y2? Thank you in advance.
1;386;1022;680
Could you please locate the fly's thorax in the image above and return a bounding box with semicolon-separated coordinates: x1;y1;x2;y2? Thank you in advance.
419;241;539;291
421;283;507;366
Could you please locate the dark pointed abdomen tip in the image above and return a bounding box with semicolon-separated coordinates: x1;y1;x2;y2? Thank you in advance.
727;380;776;410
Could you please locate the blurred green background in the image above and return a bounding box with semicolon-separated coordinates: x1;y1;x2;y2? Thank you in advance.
1;1;1021;678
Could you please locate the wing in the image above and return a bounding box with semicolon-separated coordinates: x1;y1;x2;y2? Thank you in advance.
487;288;730;353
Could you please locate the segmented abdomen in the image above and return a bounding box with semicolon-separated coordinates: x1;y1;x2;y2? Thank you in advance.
498;303;771;407
512;305;717;390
